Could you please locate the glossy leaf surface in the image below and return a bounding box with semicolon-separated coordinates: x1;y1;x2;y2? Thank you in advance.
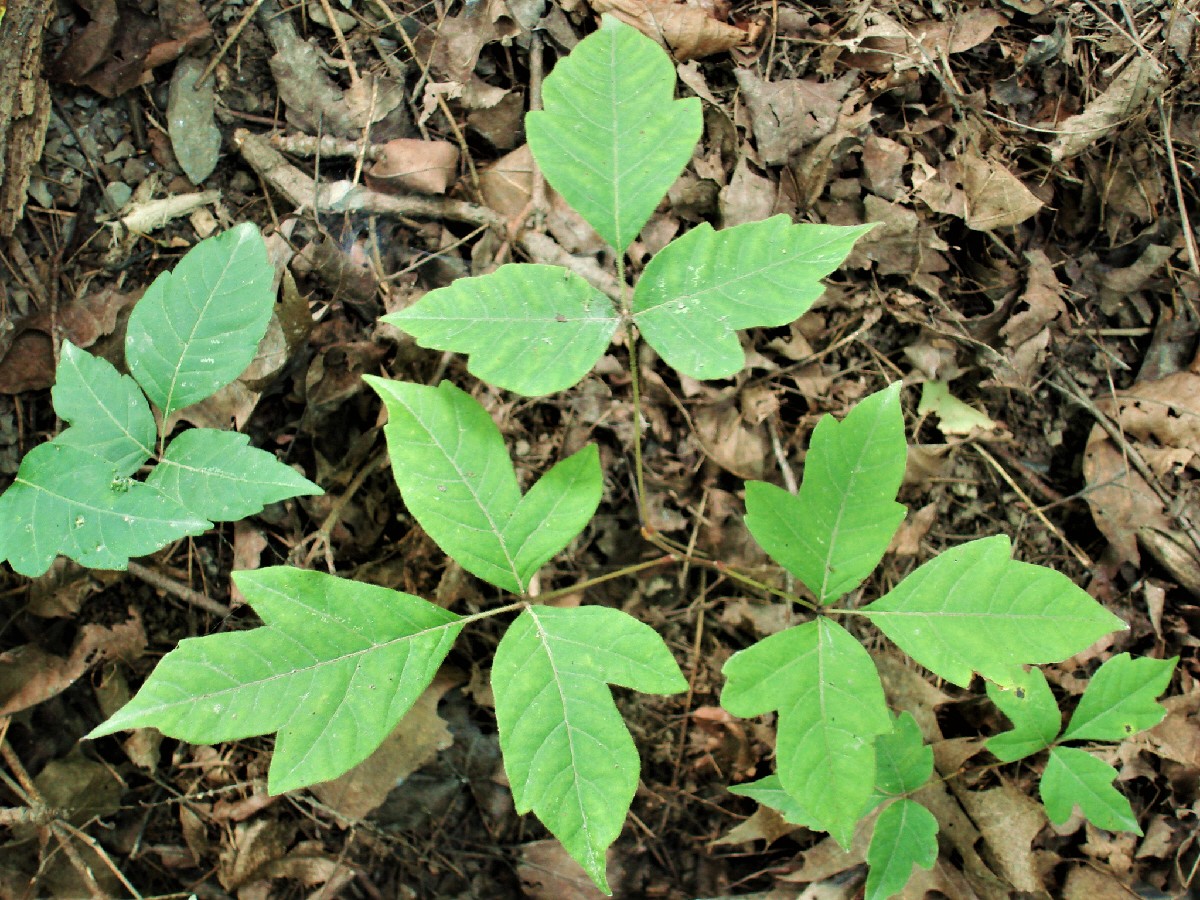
89;568;462;794
0;441;208;576
1060;653;1176;742
126;223;275;419
526;16;701;252
865;799;938;900
51;341;155;474
985;666;1060;763
147;429;322;521
384;265;619;396
873;712;932;798
862;535;1126;687
1040;746;1140;834
366;379;602;594
493;605;686;893
745;383;906;604
722;618;891;846
633;218;873;380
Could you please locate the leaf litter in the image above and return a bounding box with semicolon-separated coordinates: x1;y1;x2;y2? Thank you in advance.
0;0;1198;895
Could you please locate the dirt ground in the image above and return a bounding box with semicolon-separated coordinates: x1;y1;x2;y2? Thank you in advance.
0;0;1198;896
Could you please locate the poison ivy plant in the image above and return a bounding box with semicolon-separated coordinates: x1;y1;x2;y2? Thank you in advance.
71;17;1179;900
0;223;321;577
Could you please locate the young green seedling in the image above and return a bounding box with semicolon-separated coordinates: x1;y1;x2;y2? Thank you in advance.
0;224;321;576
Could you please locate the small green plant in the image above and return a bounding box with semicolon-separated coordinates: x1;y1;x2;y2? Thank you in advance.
0;224;321;577
0;16;1165;898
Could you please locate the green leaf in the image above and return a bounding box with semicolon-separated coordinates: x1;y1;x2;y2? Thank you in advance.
632;218;873;380
745;383;906;604
493;605;686;894
365;379;602;594
383;265;619;397
526;15;702;253
126;223;275;419
861;535;1127;688
1040;746;1140;834
985;666;1060;763
721;618;892;846
51;341;155;474
88;568;462;794
0;442;209;576
728;775;818;828
146;429;322;521
874;712;932;798
1060;653;1176;743
865;799;938;900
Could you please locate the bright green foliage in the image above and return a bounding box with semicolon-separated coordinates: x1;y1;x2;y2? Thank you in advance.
861;535;1126;687
865;799;939;900
383;265;619;397
0;442;209;576
147;430;322;521
986;667;1060;762
728;775;817;828
745;383;906;604
365;378;602;594
722;618;891;846
52;340;155;473
873;712;933;799
1040;747;1140;834
492;605;686;894
526;16;701;253
631;218;874;380
89;568;462;794
1060;653;1177;742
125;222;275;420
0;225;319;577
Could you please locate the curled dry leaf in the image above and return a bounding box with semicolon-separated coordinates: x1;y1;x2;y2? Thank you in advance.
1049;57;1168;162
592;0;749;61
367;139;461;195
1083;371;1200;585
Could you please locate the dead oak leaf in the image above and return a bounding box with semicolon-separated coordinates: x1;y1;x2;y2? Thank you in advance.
594;0;750;62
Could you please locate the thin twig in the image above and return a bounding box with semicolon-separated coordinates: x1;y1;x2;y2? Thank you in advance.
127;561;232;618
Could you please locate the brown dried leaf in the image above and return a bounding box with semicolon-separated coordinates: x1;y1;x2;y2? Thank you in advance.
734;69;855;165
712;805;799;846
518;839;621;899
1049;57;1168;162
367;139;460;195
958;781;1046;893
695;400;766;479
0;612;146;715
592;0;749;61
217;818;296;891
960;153;1042;231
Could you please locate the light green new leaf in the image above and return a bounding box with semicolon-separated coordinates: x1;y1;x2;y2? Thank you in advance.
728;775;818;828
51;341;155;474
147;429;322;521
126;223;275;419
526;15;701;252
0;442;209;577
1040;746;1140;834
745;383;906;604
865;799;938;900
985;666;1060;763
493;605;686;894
383;265;619;397
88;568;462;794
633;218;873;380
1060;653;1176;743
365;379;602;594
874;712;932;798
721;618;892;847
861;535;1126;688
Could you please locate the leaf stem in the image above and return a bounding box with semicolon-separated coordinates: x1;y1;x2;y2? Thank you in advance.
536;554;677;603
618;253;650;527
458;599;529;627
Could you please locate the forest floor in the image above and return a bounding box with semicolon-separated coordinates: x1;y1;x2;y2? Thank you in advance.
0;0;1198;896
